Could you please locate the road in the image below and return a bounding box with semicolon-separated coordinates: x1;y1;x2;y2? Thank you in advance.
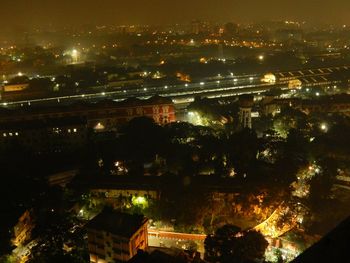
148;230;206;241
148;230;206;255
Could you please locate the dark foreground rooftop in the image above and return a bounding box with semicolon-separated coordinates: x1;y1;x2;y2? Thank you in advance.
292;216;350;262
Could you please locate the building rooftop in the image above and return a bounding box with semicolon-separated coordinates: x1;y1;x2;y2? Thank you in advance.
86;209;148;238
0;96;173;121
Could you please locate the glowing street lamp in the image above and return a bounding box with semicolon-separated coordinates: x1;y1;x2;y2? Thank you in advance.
71;49;79;63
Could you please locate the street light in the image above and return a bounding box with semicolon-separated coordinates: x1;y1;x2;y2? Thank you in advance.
71;49;79;63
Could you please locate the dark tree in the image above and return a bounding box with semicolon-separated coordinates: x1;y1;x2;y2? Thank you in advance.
226;128;261;177
309;158;338;209
205;225;268;263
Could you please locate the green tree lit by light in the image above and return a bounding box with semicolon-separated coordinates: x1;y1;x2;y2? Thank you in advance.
132;196;148;208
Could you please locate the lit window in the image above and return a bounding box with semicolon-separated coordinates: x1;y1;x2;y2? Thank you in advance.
94;123;105;130
9;133;13;136
3;133;6;137
73;128;77;133
15;132;19;136
68;129;71;133
53;128;61;134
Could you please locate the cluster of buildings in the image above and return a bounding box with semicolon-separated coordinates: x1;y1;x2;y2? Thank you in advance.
0;96;175;152
261;94;350;116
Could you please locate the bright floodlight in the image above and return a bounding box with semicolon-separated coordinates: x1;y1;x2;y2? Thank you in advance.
71;49;79;62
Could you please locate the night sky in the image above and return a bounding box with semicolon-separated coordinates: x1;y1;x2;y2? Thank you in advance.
1;0;350;27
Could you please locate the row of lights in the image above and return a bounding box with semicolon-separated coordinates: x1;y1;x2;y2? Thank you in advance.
3;132;19;137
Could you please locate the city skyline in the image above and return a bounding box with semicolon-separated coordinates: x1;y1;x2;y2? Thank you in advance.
2;1;350;262
2;0;350;29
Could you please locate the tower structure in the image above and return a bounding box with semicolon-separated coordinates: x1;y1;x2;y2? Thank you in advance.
239;95;254;129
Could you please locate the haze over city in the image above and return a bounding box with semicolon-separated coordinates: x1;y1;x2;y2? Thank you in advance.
2;0;350;28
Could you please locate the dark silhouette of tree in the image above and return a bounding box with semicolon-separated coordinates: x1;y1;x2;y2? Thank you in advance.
118;117;169;175
274;128;310;186
205;225;268;263
226;128;261;177
237;231;269;262
28;77;53;91
309;158;338;209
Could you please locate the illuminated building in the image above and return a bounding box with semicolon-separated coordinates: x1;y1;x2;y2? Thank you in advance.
288;79;302;89
11;209;35;247
91;188;159;201
0;116;88;153
262;95;350;116
0;97;175;152
261;73;277;84
0;96;176;131
2;83;29;92
87;210;148;263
